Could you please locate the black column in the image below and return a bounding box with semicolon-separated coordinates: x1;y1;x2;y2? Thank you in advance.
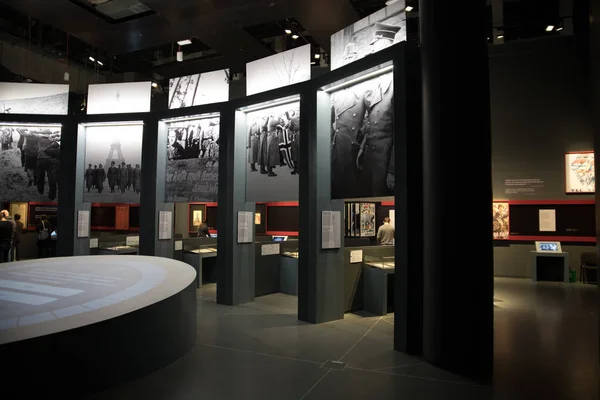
56;118;78;257
139;117;159;256
419;0;494;383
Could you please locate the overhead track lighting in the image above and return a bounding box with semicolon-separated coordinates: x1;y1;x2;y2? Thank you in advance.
546;25;554;31
291;34;299;39
97;60;103;66
152;82;158;88
497;35;504;39
315;54;320;59
177;39;192;46
405;6;413;11
285;29;292;34
556;26;563;31
89;56;95;62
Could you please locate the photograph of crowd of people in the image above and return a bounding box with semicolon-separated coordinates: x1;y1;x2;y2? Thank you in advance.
83;124;143;203
330;69;394;199
165;117;220;202
245;102;300;202
0;125;61;202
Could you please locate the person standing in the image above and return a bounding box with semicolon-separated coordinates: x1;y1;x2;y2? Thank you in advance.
85;164;95;192
376;217;395;245
127;164;133;190
107;161;118;193
36;214;53;258
286;110;300;175
96;163;106;193
12;213;23;261
36;130;58;201
265;117;281;177
197;220;210;238
133;164;141;194
119;162;128;194
257;117;269;175
0;212;13;263
247;121;260;172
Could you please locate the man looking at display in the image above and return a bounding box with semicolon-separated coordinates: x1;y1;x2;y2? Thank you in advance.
0;210;14;262
197;220;210;238
376;217;394;245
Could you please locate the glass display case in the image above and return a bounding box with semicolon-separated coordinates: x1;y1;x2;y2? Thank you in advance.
183;243;217;255
97;244;139;255
363;254;395;270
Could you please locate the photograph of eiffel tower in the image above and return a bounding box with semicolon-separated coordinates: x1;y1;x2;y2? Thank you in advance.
83;124;144;204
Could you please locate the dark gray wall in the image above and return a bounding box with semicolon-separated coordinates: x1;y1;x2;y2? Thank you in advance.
490;37;595;277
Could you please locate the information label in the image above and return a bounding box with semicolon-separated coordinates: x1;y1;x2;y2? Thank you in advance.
321;211;341;249
539;209;556;232
261;243;280;256
77;210;90;238
125;236;139;246
90;238;99;249
158;211;173;240
174;240;183;251
237;211;253;243
350;250;363;264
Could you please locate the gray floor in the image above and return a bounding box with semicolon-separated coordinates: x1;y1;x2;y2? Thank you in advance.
85;278;598;400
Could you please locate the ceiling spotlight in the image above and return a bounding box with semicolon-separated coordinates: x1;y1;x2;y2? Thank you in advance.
546;25;554;31
177;50;183;62
285;29;292;34
556;26;563;31
177;39;192;46
311;61;316;65
314;54;320;59
497;35;504;39
405;6;413;11
151;82;158;88
291;34;299;39
89;56;95;62
97;60;103;66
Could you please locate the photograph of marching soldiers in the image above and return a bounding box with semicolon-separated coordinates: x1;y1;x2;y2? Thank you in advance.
83;125;143;204
245;102;300;202
330;1;406;70
0;125;61;202
330;70;394;199
165;117;220;202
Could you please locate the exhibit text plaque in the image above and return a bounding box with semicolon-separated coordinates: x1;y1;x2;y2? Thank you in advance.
261;243;280;256
158;211;173;240
237;211;253;243
77;210;90;238
321;211;341;249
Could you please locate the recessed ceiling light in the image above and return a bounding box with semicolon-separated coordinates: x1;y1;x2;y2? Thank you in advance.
546;25;554;31
556;27;563;31
314;54;320;59
89;56;95;62
311;61;316;65
405;6;413;11
292;34;299;39
285;29;292;34
152;82;158;88
497;35;504;39
177;39;192;46
97;60;103;66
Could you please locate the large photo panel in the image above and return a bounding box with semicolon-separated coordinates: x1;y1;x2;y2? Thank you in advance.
246;45;310;96
83;123;143;204
330;69;394;199
0;124;62;202
0;83;69;115
165;115;220;202
168;70;229;109
330;2;407;71
245;100;300;202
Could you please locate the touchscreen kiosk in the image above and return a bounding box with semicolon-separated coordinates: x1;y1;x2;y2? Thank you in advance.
535;241;562;253
272;236;288;242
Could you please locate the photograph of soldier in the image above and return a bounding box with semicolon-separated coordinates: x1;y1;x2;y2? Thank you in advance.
245;102;300;202
330;1;407;70
83;124;143;204
493;202;509;240
165;117;220;202
0;125;61;202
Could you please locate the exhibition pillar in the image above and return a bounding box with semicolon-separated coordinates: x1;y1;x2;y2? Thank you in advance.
298;87;345;323
56;119;80;257
217;105;256;306
419;0;494;383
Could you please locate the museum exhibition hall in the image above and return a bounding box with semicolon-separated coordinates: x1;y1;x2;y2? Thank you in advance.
0;0;598;399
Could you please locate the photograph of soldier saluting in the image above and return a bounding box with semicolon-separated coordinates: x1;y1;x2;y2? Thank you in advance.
0;125;61;202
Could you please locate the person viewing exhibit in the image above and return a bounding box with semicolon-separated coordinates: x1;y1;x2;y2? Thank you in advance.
376;216;394;245
36;214;53;258
12;213;23;261
0;210;13;262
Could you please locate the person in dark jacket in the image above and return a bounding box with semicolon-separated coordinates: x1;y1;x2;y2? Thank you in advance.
133;164;141;194
119;162;128;194
197;221;210;238
0;211;13;263
127;164;133;190
36;214;53;258
96;163;106;193
107;161;118;193
12;213;24;261
85;164;95;192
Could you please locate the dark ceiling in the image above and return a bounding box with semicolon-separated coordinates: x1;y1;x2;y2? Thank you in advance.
0;0;361;79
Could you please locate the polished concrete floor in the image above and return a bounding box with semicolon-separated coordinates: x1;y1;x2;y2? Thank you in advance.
85;278;598;400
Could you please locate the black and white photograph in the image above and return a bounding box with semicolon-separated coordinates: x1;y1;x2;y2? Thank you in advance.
165;117;220;202
0;124;61;202
83;124;143;204
246;44;310;95
330;71;394;199
245;102;300;202
86;82;151;114
0;83;68;115
168;70;230;109
330;2;407;70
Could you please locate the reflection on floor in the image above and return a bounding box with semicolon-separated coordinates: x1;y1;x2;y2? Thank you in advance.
84;279;598;400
